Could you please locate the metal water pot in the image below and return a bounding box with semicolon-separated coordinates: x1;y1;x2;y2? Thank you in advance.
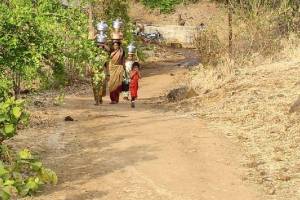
127;43;136;54
96;33;107;44
113;18;123;30
96;21;108;32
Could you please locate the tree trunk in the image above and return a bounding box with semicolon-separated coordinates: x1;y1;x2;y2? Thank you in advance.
87;3;95;79
228;0;233;58
88;4;95;40
13;72;21;99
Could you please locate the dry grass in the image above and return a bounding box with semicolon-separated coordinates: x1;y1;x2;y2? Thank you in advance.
192;4;300;67
172;45;300;199
193;29;227;66
129;0;226;26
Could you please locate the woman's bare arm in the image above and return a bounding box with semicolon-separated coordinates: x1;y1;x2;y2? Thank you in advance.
99;44;111;52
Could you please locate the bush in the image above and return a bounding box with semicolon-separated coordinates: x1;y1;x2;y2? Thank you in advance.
194;3;300;67
140;0;199;13
0;98;29;143
0;149;57;199
0;78;11;103
232;14;283;63
194;29;226;67
0;96;58;199
0;0;107;95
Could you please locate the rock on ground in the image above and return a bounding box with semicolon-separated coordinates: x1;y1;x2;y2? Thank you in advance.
289;95;300;113
167;86;198;102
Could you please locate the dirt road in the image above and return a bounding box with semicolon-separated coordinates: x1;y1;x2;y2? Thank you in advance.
20;49;262;200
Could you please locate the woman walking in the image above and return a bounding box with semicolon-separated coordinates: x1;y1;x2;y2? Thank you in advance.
107;40;125;104
91;61;108;105
97;19;125;104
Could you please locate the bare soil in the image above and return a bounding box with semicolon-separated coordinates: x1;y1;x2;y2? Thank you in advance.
10;48;263;200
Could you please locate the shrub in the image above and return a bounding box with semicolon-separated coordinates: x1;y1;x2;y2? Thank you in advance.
194;2;300;66
0;78;11;103
194;29;226;67
0;149;57;199
0;98;29;143
0;0;107;95
140;0;199;13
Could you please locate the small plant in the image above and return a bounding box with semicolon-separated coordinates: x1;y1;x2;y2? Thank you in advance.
0;77;12;103
0;148;57;199
0;98;29;143
0;78;56;199
53;88;66;106
140;0;181;13
0;97;57;199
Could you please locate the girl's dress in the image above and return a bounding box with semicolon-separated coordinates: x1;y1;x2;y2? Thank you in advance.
130;70;141;100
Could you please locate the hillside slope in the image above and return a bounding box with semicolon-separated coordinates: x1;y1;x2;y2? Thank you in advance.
129;0;226;28
166;48;300;199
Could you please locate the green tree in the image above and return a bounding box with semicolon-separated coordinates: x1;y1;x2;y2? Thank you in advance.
0;0;107;97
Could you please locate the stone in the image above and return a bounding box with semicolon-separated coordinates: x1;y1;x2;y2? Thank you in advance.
34;100;45;107
167;86;198;102
65;116;74;122
267;188;276;195
289;96;300;113
203;89;211;94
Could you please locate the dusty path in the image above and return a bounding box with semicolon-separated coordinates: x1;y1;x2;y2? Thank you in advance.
21;49;262;200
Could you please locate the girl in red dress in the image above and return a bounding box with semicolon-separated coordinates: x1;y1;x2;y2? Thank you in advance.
130;62;141;108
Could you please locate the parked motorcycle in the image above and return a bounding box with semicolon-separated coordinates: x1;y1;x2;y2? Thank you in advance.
139;30;162;44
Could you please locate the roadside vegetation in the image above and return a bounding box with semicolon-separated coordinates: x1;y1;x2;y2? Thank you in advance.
194;0;300;66
0;0;133;198
139;0;200;13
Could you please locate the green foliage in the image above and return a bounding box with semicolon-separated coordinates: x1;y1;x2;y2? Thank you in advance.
0;148;57;199
0;77;12;103
0;81;57;200
141;0;182;13
139;0;199;13
0;0;107;95
0;98;29;142
102;0;130;23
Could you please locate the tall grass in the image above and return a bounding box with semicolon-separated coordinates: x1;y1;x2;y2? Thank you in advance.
140;0;200;13
194;0;300;67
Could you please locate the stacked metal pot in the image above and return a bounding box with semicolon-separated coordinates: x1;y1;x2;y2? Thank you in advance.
127;43;136;54
95;19;136;54
96;21;108;44
95;18;125;44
